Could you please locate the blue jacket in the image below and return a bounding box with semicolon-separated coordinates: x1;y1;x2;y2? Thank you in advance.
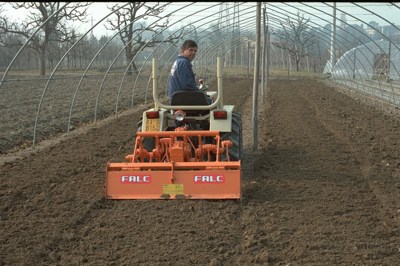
168;55;197;98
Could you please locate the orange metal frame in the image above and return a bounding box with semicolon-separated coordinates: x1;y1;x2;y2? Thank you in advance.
105;130;241;199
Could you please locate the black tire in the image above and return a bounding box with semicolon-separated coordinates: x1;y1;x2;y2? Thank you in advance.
220;112;243;161
136;120;155;151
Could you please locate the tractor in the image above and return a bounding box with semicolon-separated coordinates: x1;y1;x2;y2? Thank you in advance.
105;57;243;199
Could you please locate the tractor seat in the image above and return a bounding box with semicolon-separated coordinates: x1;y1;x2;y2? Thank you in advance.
170;91;210;116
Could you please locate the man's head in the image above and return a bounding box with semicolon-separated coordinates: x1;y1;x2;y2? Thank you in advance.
180;40;198;61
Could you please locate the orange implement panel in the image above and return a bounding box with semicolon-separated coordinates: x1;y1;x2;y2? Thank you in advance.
105;162;241;199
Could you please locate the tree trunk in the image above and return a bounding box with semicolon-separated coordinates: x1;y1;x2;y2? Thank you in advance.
126;51;138;76
40;48;46;76
131;61;138;75
125;47;132;76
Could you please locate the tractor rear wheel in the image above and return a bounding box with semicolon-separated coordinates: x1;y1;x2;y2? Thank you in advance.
220;112;243;161
136;120;155;151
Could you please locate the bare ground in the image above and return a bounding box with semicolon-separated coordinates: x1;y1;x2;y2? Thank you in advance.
1;77;399;265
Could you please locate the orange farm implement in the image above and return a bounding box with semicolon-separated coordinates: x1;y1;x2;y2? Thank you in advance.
105;57;243;199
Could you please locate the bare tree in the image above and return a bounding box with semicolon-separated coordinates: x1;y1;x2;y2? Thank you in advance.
273;12;315;71
0;2;90;76
106;2;180;75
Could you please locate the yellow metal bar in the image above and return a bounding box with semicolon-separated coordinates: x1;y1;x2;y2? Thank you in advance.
107;161;241;171
137;130;221;137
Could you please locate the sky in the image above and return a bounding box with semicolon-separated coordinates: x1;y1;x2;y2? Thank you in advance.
84;2;400;37
2;2;399;38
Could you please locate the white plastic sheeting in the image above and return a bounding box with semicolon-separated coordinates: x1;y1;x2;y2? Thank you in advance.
329;37;400;113
332;38;400;81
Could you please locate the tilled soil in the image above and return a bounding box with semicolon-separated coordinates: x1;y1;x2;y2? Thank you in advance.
1;77;399;265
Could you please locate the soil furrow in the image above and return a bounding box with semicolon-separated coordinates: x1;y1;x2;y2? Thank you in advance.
1;77;399;265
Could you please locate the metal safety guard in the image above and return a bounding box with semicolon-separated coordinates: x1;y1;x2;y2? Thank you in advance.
105;130;241;199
